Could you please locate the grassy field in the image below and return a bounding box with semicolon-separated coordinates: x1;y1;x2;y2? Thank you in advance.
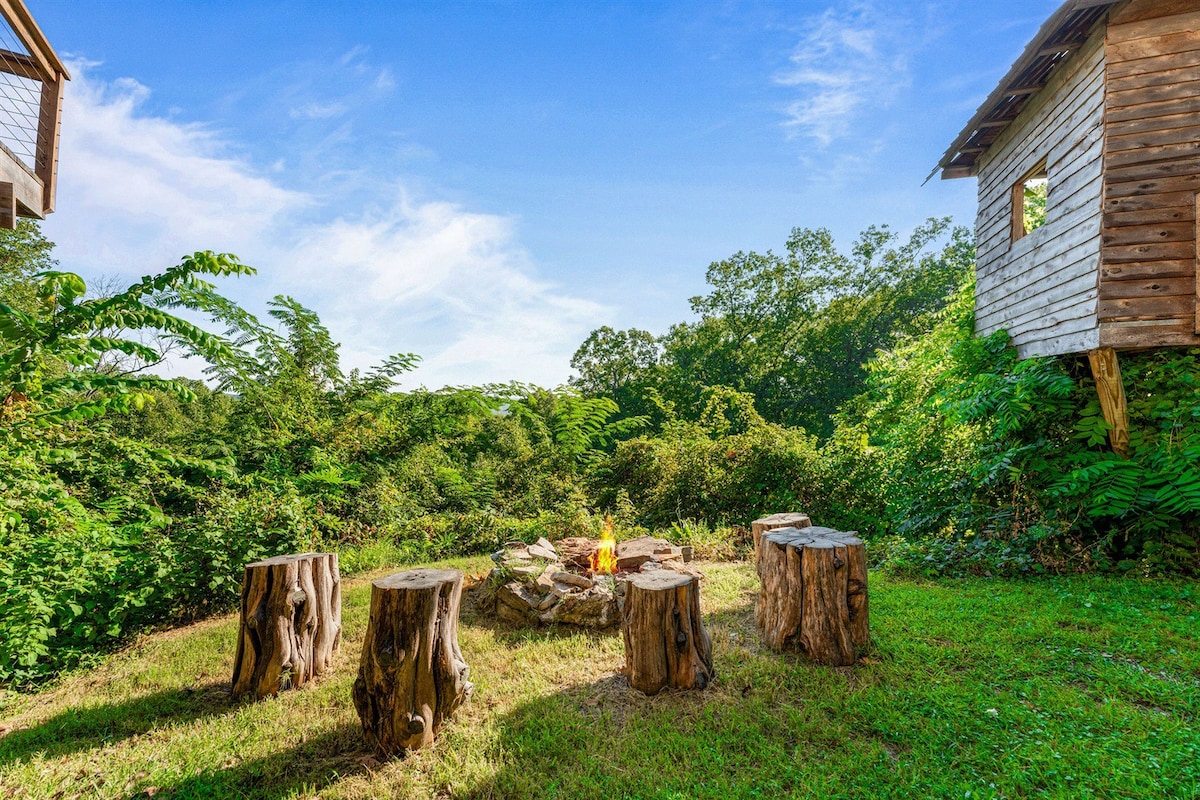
1;558;1197;799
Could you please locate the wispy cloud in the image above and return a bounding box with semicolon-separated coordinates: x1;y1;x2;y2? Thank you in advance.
775;3;915;147
44;63;607;389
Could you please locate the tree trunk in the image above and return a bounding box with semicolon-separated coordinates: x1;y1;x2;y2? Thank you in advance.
620;571;714;695
756;526;868;665
353;568;473;756
751;513;811;574
231;552;342;699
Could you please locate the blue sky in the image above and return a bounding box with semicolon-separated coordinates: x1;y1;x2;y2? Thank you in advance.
33;1;1060;388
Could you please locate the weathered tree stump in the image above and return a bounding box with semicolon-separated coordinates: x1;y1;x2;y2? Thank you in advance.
756;526;868;665
620;571;714;695
231;552;342;699
353;569;473;756
751;512;811;574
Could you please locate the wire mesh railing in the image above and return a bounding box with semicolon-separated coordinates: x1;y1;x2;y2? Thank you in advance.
0;18;41;173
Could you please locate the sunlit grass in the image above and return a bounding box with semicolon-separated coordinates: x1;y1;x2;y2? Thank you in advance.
1;559;1197;799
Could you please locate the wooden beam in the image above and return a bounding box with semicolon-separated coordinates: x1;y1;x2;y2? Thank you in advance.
1195;193;1200;336
0;0;54;82
0;181;14;230
1037;39;1086;56
0;48;42;81
1087;348;1130;457
35;73;61;215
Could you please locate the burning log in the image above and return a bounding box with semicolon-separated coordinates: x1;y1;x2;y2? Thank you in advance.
755;526;868;665
751;513;811;574
231;552;341;700
620;571;714;695
353;569;473;756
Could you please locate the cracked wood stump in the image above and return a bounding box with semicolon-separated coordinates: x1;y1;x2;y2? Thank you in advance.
756;526;868;665
353;568;473;756
751;512;812;574
620;571;713;695
231;552;342;699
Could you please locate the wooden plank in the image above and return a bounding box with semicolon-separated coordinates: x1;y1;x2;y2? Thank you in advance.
1109;62;1200;93
1110;0;1200;27
1108;9;1200;43
1098;276;1194;299
1103;204;1195;227
0;48;43;81
1107;124;1200;153
1098;294;1195;321
1106;48;1200;81
1105;172;1200;198
0;181;14;230
1107;111;1200;140
1105;156;1200;185
1106;141;1200;170
1104;191;1197;213
1100;319;1200;347
35;75;61;215
1101;259;1196;281
978;266;1099;324
1107;30;1200;64
1106;93;1200;125
1107;80;1200;112
1196;193;1200;334
1103;241;1196;263
1100;221;1194;245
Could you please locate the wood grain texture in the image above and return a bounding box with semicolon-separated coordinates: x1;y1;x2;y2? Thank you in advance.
751;512;811;575
231;552;342;700
755;526;868;666
620;571;713;695
1087;348;1131;455
973;32;1105;358
353;569;473;756
1100;3;1200;348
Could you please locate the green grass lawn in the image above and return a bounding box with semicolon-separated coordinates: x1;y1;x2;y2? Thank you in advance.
1;559;1197;799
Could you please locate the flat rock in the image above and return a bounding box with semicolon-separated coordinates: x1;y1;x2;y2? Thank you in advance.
552;571;593;589
616;535;682;572
555;537;597;571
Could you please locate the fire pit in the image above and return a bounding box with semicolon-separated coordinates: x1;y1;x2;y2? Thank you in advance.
479;525;699;629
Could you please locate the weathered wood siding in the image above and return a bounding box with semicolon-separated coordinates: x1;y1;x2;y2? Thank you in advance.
974;29;1105;357
1101;0;1200;347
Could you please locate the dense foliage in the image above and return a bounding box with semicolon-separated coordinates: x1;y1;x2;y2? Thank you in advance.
3;216;1198;686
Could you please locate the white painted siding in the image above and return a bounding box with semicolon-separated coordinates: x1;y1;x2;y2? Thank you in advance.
973;28;1105;357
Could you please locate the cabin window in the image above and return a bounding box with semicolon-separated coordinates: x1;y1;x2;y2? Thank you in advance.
1011;160;1048;243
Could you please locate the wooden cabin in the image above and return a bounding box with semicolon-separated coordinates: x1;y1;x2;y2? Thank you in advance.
936;0;1200;452
0;0;67;230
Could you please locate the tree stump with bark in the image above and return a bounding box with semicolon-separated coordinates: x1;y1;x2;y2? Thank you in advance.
231;552;342;699
620;571;714;695
353;568;474;756
756;526;868;665
751;512;812;574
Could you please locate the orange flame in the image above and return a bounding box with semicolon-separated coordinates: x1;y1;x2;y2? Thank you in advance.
591;516;618;575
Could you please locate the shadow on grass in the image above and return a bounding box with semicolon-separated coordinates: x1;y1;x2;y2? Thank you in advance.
0;680;236;766
144;722;369;800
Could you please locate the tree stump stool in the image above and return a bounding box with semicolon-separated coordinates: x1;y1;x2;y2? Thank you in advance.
231;552;342;699
751;513;811;575
353;569;474;756
756;526;868;666
620;571;714;695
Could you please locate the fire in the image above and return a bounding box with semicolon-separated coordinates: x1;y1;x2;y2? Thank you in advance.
591;517;618;575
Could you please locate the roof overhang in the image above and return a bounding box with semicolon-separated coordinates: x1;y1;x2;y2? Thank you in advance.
932;0;1122;181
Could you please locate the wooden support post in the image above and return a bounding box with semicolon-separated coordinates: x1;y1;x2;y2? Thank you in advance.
231;552;342;699
0;182;14;230
756;526;868;665
35;75;63;216
1194;194;1199;335
751;512;812;575
620;571;713;695
353;569;473;756
1087;347;1130;457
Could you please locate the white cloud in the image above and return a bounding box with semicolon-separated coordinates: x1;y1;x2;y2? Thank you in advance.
776;3;914;147
42;63;607;389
